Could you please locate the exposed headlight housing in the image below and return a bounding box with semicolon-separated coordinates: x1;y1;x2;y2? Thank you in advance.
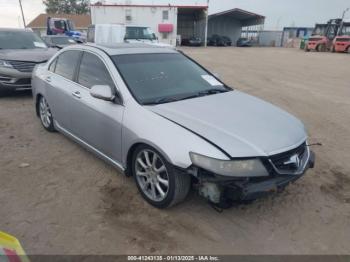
189;152;269;177
0;60;13;68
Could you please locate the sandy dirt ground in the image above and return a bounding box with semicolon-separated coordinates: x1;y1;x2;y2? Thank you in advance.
0;48;349;255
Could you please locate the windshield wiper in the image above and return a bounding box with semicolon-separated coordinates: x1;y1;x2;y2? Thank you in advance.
144;97;180;105
179;88;229;101
198;88;229;96
144;88;229;105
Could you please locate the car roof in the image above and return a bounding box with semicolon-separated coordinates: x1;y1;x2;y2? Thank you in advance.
70;43;178;56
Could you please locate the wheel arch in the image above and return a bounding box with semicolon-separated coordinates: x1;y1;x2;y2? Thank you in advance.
316;43;326;52
315;44;320;51
35;93;43;117
124;141;174;177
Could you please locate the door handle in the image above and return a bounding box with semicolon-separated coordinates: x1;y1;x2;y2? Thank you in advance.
45;76;51;83
72;91;81;99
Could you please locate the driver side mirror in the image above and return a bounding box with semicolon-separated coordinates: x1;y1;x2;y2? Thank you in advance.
90;85;115;102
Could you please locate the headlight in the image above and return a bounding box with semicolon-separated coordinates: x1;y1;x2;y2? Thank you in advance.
0;60;13;68
189;152;269;177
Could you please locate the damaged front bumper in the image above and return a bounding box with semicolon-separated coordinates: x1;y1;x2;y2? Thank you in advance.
193;150;316;205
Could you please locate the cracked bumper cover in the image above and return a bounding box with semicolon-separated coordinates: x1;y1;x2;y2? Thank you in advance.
225;151;316;201
194;151;315;203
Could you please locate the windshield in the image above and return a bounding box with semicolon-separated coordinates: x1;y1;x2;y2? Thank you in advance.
0;31;47;49
125;27;156;40
340;24;350;36
313;25;327;36
51;37;76;45
68;20;75;31
112;53;230;105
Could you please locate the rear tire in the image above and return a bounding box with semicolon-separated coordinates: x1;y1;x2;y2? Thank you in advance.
132;145;191;209
38;96;55;132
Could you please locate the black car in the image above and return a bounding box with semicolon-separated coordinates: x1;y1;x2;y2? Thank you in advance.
207;35;227;46
222;36;232;46
181;37;202;46
237;38;253;47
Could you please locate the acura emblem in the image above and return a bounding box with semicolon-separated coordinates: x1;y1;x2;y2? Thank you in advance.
284;154;301;168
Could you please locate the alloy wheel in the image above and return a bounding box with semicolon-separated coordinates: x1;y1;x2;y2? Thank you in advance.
39;97;52;128
135;149;169;202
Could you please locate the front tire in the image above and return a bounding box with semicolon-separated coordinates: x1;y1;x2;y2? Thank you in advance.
132;145;191;209
38;96;55;132
317;44;326;52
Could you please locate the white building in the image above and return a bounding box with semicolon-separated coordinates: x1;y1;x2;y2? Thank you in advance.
91;0;208;46
91;1;265;46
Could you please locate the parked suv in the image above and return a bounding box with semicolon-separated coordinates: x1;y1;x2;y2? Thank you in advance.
41;35;77;49
32;43;315;209
0;28;56;92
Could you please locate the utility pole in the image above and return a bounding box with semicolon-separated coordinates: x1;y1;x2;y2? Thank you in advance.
18;0;26;28
204;0;209;47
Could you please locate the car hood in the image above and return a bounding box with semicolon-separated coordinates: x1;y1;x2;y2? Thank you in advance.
149;91;307;157
0;48;57;62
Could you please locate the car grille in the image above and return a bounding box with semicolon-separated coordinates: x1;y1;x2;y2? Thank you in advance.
15;78;31;85
269;142;308;175
7;61;43;73
0;74;12;83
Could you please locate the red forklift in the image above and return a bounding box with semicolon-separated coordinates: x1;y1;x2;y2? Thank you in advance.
332;20;350;53
305;19;342;52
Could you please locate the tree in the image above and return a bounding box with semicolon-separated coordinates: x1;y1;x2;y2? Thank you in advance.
43;0;90;14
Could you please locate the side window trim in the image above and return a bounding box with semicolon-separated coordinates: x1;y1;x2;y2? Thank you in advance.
48;48;124;105
49;57;58;72
49;50;82;81
72;51;83;82
74;51;84;83
76;51;116;90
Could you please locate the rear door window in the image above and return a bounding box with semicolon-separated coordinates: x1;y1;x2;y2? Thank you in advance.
54;50;82;80
77;52;115;89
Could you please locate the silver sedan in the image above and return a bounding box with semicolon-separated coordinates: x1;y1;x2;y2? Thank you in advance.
32;43;315;209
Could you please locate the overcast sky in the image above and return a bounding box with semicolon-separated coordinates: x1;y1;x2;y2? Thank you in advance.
0;0;349;29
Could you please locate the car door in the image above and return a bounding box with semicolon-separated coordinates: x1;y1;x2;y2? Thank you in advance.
70;51;124;164
45;50;82;131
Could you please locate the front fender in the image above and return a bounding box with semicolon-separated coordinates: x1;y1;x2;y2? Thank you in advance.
121;100;229;169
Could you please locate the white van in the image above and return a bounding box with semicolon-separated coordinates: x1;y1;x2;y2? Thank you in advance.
87;24;126;45
87;24;172;47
